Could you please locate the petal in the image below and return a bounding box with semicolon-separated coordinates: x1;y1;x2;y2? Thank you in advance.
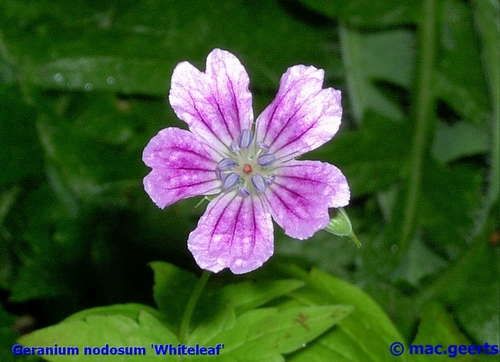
188;192;273;274
143;128;221;208
169;49;253;154
263;160;350;239
255;65;342;161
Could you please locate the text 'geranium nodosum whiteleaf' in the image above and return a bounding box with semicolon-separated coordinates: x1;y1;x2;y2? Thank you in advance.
143;49;350;274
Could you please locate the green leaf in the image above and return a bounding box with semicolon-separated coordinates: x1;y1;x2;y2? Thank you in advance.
432;121;489;163
201;279;305;317
410;302;498;362
8;184;82;302
423;226;500;346
150;261;197;327
284;267;408;362
434;0;490;126
62;303;165;326
0;84;43;187
339;26;414;122
36;113;142;204
313;111;412;197
299;0;420;27
0;0;342;95
189;305;352;362
472;0;500;208
418;160;482;257
391;234;448;286
0;308;20;362
18;311;179;362
187;305;237;349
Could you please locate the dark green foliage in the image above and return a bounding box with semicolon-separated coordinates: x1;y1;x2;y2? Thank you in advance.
1;0;498;360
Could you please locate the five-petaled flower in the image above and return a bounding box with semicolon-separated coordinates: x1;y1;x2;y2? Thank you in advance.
143;49;350;274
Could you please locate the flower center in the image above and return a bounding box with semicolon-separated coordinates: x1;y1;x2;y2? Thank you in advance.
216;129;276;197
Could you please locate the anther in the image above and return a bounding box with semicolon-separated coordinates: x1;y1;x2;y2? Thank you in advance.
218;158;237;170
222;172;240;190
251;174;267;193
257;141;269;152
257;153;276;166
230;139;240;152
238;129;253;148
238;186;251;198
267;174;276;185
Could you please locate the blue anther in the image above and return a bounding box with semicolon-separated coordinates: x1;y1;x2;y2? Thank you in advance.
218;158;237;170
257;153;276;166
251;174;267;193
222;172;240;190
230;139;240;152
238;129;253;148
238;186;251;198
267;174;276;185
257;141;269;152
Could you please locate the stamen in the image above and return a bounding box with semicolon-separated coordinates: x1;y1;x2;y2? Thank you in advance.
267;174;276;185
238;129;253;148
238;186;251;198
257;141;269;152
251;174;267;193
218;158;237;170
222;172;240;190
230;139;240;152
257;153;276;166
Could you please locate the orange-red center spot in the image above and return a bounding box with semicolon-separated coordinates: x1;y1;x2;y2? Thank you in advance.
243;163;253;174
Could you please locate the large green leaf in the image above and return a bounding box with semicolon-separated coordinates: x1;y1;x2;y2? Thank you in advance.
62;303;165;326
0;84;43;188
0;0;341;95
418;159;483;257
299;0;420;27
0;308;20;362
8;185;82;302
432;121;489;163
198;279;305;317
411;302;498;362
285;268;408;362
189;305;353;362
18;311;179;362
434;0;490;126
423;224;500;346
339;27;414;122
471;0;500;209
311;111;412;197
35;112;142;204
150;261;197;328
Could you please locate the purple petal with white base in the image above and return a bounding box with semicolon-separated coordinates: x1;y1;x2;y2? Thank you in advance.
143;128;221;208
188;192;273;274
263;160;350;239
255;65;342;162
169;49;253;154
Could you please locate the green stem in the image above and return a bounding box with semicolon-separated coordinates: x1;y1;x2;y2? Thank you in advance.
400;0;438;252
179;270;211;343
472;0;499;210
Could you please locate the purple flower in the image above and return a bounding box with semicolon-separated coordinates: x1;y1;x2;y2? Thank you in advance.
143;49;350;274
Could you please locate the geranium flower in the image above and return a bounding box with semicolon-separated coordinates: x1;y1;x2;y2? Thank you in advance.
143;49;350;274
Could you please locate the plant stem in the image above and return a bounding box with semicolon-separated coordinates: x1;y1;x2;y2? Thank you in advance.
472;0;499;212
179;270;211;343
400;0;438;252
